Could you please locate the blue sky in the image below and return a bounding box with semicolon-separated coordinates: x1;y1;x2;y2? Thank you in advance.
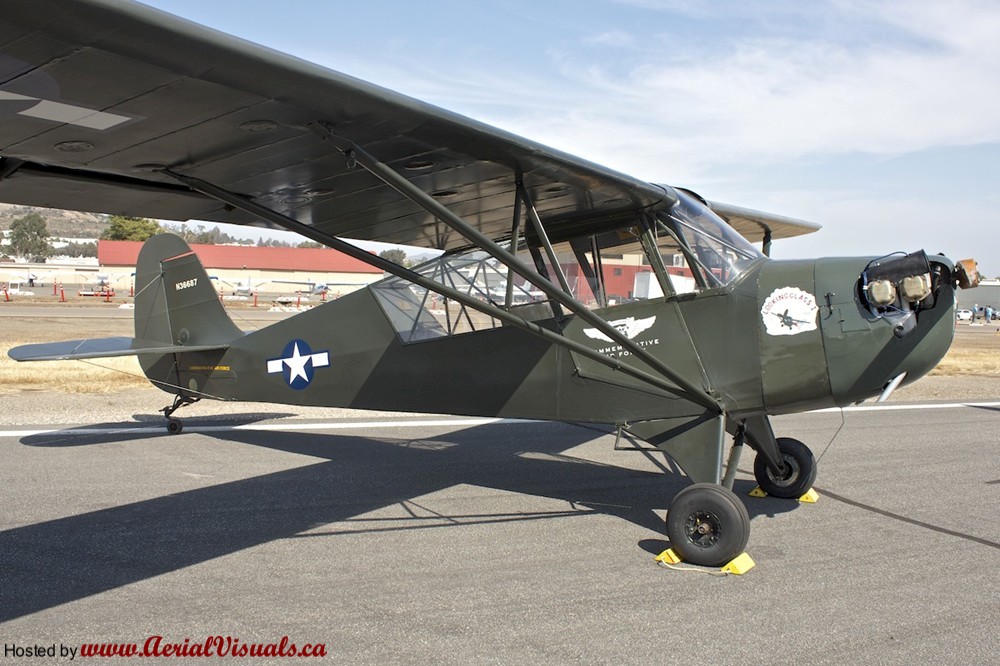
141;0;1000;275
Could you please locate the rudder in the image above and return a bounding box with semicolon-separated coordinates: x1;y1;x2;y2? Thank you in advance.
134;234;243;392
134;234;242;345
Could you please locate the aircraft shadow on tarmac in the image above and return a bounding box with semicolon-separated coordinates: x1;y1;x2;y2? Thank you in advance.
17;413;298;447
3;420;800;621
129;412;299;425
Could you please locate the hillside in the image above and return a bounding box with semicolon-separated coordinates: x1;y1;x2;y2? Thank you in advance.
0;204;108;239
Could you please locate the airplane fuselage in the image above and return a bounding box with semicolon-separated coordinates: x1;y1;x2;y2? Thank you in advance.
162;254;955;425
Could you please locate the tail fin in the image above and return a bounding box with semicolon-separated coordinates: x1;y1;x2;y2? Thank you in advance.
134;234;242;347
133;234;242;392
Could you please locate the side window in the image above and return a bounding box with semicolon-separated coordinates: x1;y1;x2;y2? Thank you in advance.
372;243;567;343
564;228;658;306
370;198;762;344
647;224;701;294
372;250;509;342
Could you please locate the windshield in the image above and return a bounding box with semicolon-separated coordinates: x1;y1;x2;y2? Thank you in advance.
658;191;763;288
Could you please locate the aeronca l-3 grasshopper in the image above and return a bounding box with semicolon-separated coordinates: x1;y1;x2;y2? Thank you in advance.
2;0;979;566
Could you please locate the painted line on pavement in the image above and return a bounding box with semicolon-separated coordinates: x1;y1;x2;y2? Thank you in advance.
1;401;998;439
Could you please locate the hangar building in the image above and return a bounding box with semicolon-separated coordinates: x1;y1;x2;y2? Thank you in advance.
97;240;385;297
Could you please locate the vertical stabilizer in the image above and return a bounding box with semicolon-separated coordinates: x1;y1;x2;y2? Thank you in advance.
134;234;242;345
134;234;243;391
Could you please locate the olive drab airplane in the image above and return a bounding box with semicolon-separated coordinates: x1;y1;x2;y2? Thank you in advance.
1;1;980;567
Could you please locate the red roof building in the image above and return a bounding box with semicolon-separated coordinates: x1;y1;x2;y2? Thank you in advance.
98;240;383;274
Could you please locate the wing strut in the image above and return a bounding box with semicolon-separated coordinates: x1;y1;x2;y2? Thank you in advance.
161;167;719;412
518;180;573;295
503;192;523;310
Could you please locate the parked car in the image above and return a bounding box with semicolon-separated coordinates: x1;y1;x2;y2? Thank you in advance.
957;309;973;321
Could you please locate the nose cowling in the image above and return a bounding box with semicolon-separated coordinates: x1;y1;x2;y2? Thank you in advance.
757;253;957;413
817;253;956;406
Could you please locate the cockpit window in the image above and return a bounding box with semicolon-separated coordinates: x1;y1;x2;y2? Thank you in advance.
654;191;763;289
372;191;765;343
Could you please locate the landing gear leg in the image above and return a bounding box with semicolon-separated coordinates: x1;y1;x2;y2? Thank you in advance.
629;413;751;566
160;394;200;435
666;483;750;567
743;416;818;498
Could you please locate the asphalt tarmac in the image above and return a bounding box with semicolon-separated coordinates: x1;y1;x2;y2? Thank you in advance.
0;404;997;664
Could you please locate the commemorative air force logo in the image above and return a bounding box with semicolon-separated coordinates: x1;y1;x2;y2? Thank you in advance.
760;287;819;336
583;316;656;342
266;339;330;390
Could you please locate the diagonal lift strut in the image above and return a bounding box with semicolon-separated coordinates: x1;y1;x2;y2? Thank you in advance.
161;159;719;412
311;130;718;410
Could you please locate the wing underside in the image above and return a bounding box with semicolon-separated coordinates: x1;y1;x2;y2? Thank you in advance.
0;0;676;251
0;0;819;251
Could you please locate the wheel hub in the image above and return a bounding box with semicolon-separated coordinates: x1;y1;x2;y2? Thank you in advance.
684;510;721;548
768;454;800;487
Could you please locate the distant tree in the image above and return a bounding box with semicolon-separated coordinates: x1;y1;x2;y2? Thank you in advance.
196;226;218;244
9;212;51;262
378;248;409;266
101;215;162;241
60;241;98;258
255;237;296;248
166;223;245;245
297;241;323;249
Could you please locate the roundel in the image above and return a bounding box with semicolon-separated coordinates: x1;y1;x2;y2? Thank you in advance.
266;339;331;390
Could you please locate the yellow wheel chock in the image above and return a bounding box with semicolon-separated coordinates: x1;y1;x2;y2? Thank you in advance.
655;548;683;565
721;553;756;575
655;548;756;575
748;486;819;503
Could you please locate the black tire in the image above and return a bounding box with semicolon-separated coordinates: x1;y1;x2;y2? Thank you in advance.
666;483;751;567
166;418;183;435
753;437;817;499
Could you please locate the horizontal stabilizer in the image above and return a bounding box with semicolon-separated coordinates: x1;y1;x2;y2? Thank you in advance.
8;337;229;362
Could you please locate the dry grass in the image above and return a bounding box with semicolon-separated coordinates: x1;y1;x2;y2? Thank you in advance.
930;326;1000;377
929;349;1000;376
0;346;149;394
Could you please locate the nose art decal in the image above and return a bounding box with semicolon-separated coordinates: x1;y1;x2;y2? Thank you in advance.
761;287;818;336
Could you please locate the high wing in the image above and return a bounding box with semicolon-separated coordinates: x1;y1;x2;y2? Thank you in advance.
706;200;820;245
0;0;817;251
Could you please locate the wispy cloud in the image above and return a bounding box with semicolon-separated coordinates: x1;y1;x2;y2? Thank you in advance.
317;0;1000;187
585;30;636;47
147;0;1000;268
583;1;1000;162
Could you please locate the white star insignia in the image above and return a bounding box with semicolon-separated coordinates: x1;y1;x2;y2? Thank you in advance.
266;342;330;387
283;342;311;384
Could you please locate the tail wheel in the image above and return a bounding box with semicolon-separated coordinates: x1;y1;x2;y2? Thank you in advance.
753;437;817;499
166;418;183;435
666;483;750;567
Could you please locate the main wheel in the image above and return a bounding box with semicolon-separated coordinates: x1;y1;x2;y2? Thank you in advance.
666;483;750;567
753;437;816;499
166;418;183;435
